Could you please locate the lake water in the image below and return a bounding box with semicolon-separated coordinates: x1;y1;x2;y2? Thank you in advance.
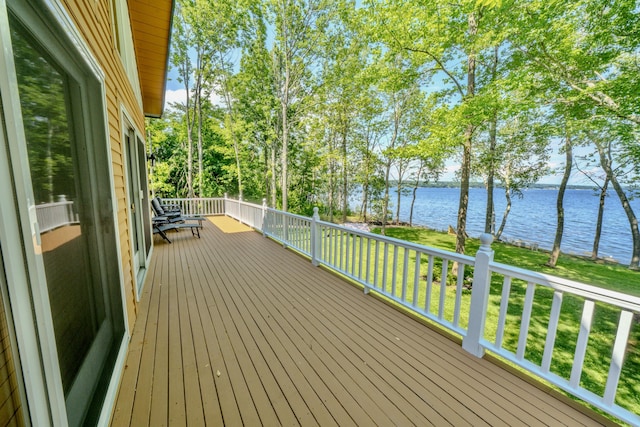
359;187;639;265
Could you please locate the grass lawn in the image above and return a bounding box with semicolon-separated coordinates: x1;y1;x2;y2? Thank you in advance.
364;226;640;420
376;225;640;296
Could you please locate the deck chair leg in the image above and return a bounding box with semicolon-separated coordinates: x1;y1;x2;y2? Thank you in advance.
154;226;172;243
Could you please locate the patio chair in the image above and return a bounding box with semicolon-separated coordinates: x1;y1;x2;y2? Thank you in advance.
154;197;181;214
151;197;182;222
151;198;206;226
152;215;202;243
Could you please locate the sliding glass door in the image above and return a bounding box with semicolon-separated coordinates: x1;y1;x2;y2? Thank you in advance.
0;2;126;425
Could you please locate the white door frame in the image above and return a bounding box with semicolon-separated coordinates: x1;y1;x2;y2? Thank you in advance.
121;110;149;298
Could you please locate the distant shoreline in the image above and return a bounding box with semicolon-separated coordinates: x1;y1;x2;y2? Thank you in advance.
397;181;639;191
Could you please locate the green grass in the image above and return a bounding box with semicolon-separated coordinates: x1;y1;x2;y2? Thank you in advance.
377;225;640;296
370;226;640;420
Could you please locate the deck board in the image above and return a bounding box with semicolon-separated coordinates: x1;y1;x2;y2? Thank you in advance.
111;216;610;426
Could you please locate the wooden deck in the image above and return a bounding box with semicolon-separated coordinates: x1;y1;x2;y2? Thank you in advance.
110;216;610;426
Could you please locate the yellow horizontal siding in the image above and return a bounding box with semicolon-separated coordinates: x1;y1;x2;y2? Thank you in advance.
62;0;148;330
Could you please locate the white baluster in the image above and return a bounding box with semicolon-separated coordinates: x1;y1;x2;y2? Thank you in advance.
516;282;536;361
604;310;634;406
462;233;494;357
425;255;434;313
311;207;320;266
570;300;595;389
412;252;421;308
542;291;563;372
438;259;448;320
495;276;512;349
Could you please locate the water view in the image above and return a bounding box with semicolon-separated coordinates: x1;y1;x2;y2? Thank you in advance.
369;187;639;265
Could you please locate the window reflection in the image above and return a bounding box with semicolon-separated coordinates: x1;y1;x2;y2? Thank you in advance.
10;17;106;395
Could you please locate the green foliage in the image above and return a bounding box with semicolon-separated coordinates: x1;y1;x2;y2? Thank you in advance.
155;0;639;265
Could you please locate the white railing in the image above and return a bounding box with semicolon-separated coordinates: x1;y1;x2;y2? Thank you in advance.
171;197;640;425
36;201;79;233
314;219;476;337
263;208;313;257
477;256;640;426
225;197;266;231
160;197;225;216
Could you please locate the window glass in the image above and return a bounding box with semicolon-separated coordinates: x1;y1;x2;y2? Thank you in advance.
10;15;106;396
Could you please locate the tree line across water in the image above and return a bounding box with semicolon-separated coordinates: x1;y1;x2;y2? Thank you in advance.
147;0;640;269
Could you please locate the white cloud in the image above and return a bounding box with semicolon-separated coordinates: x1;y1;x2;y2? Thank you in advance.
164;88;187;111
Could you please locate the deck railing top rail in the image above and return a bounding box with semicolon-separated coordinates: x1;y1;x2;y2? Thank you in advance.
490;260;640;311
316;217;476;264
35;200;78;233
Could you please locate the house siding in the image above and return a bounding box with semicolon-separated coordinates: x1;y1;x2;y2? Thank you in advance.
0;0;163;422
60;0;147;330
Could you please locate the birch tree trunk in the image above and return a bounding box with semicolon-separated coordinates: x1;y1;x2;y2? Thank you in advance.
547;134;573;267
495;185;512;241
597;143;640;269
591;177;609;260
455;11;478;255
341;121;348;223
409;159;424;227
484;46;499;235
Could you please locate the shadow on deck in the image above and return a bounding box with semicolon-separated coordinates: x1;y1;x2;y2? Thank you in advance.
110;216;609;426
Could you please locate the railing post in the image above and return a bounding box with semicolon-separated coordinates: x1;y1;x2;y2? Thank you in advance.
262;198;267;237
282;209;288;248
224;193;228;215
311;207;321;266
462;233;494;358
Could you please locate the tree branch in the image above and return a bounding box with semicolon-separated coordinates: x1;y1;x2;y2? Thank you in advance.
402;45;466;98
519;44;640;125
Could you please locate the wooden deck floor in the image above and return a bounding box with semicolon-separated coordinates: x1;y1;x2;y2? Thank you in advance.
110;216;609;426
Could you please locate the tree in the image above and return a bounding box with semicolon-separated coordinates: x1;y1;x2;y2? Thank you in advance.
493;143;549;241
408;139;446;226
11;24;73;203
267;0;332;211
314;5;370;221
235;4;280;203
351;93;386;222
592;131;640;269
170;1;196;197
547;129;573;268
366;0;509;253
574;154;610;260
511;0;640;127
475;110;551;241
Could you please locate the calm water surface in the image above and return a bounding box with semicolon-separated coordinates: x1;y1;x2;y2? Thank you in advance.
372;187;639;265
